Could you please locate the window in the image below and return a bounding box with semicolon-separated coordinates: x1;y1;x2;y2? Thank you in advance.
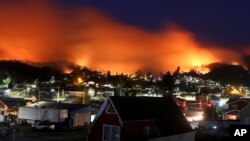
103;124;120;141
228;115;237;120
106;104;116;114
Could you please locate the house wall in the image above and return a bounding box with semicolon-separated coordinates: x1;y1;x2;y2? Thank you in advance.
0;101;7;115
73;112;91;127
18;107;67;122
149;131;196;141
88;102;120;141
89;101;159;141
122;120;155;141
0;102;5;109
240;105;250;124
0;114;4;122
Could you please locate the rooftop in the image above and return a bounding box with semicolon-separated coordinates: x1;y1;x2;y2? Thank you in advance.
110;96;193;136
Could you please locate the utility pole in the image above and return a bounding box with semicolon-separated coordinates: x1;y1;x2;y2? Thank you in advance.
27;87;30;98
57;86;60;103
62;89;64;97
38;90;40;102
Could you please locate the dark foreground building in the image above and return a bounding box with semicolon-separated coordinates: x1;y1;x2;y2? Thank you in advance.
88;96;195;141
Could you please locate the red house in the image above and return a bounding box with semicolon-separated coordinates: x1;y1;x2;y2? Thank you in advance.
88;96;195;141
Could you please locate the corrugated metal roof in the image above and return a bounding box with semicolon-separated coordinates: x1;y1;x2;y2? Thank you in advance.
28;101;91;112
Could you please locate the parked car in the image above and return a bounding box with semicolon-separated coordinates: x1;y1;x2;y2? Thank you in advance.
32;121;55;130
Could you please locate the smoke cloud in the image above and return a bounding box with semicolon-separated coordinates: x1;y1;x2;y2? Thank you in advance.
0;0;242;74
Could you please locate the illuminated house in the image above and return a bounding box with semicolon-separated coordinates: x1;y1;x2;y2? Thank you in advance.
223;110;240;120
88;96;195;141
64;91;90;104
173;97;204;121
0;98;27;116
223;98;250;120
225;87;246;97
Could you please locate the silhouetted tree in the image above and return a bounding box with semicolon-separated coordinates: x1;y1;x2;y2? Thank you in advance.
173;66;181;77
159;71;175;96
0;60;58;83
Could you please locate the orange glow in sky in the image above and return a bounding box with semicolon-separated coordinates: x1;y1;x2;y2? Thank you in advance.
0;1;242;74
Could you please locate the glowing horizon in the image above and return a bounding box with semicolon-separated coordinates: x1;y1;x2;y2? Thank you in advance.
0;1;244;74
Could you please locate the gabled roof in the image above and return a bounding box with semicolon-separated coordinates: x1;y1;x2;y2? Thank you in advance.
227;97;250;104
223;109;240;115
109;96;192;136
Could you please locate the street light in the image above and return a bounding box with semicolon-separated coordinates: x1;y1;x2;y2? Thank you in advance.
51;88;55;92
27;87;30;98
52;86;60;103
38;89;41;102
57;86;60;103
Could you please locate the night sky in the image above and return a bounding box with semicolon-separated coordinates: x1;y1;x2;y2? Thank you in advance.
0;0;249;74
58;0;250;48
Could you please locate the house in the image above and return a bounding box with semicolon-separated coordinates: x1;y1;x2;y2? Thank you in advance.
223;98;250;120
23;101;91;128
96;87;115;97
0;98;28;116
66;91;90;104
88;96;195;141
223;109;240;120
173;97;204;121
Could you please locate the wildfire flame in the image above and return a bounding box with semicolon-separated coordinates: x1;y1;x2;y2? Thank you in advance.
0;1;242;74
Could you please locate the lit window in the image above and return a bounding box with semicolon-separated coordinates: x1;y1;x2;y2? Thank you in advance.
228;115;237;120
